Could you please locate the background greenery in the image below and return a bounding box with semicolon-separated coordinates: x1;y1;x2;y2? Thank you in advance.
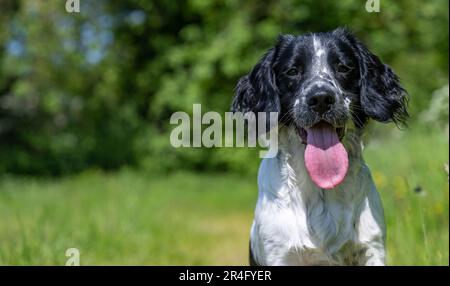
0;0;448;265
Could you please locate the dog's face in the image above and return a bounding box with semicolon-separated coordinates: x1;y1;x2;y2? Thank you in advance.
232;28;408;135
232;28;409;189
275;32;362;141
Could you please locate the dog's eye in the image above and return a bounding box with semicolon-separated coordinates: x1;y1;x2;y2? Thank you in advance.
285;68;300;76
336;63;353;74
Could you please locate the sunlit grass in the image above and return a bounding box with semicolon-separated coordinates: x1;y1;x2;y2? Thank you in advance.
0;170;256;265
364;125;448;265
0;125;448;265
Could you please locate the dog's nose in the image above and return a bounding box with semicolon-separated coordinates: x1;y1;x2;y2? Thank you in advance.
307;91;335;114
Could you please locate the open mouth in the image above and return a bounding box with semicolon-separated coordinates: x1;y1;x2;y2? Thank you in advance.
298;122;346;144
297;121;349;190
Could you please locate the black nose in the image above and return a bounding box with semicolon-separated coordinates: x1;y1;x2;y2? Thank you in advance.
307;91;335;114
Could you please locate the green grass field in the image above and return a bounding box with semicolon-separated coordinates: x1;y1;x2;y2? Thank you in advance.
0;126;448;265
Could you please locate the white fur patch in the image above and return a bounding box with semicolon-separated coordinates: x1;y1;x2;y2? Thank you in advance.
313;36;322;57
310;36;345;96
315;47;325;57
312;36;331;78
344;97;351;109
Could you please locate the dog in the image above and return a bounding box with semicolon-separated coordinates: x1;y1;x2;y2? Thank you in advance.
231;28;408;266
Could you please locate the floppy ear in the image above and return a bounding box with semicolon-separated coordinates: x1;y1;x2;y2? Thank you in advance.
231;48;279;116
340;29;409;126
230;36;290;133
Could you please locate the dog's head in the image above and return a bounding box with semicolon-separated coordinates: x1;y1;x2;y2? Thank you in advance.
231;28;408;189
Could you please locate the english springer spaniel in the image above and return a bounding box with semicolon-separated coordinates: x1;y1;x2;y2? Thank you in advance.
231;28;408;266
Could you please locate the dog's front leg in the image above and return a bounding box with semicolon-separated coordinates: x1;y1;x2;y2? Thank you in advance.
356;169;387;266
363;245;386;266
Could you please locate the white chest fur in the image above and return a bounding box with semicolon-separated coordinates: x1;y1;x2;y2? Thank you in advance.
250;127;386;266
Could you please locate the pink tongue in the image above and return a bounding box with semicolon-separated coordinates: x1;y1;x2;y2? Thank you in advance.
304;122;348;189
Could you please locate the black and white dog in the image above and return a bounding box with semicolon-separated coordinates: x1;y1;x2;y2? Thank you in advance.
231;28;408;266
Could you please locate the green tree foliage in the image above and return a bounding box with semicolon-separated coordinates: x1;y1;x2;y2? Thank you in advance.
0;0;448;175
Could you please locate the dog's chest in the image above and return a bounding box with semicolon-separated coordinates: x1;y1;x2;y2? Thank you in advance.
256;185;365;265
251;129;379;265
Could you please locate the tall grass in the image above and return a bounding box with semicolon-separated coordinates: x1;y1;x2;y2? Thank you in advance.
0;126;448;265
364;125;448;265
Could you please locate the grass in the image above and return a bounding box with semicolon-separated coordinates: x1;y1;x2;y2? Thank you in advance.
0;170;256;265
0;125;448;265
364;125;449;265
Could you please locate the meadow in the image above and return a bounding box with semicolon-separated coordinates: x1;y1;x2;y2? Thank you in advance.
0;125;448;265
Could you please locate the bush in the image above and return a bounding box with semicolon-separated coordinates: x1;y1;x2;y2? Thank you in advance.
0;0;448;175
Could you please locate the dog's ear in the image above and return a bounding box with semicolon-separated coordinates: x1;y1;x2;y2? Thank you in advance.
231;35;292;129
336;28;409;126
231;48;279;115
